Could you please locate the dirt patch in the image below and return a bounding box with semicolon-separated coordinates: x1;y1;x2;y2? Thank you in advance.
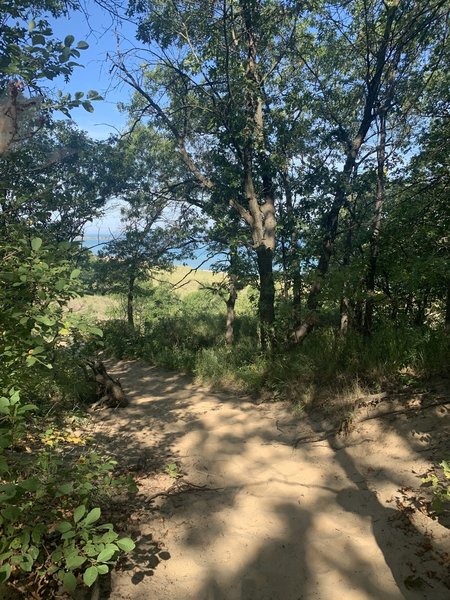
86;360;449;600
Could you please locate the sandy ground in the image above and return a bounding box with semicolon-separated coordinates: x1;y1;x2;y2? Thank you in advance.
89;360;450;600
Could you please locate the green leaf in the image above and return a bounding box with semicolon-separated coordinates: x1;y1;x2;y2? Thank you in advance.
76;41;89;49
83;544;98;557
100;530;118;544
1;506;21;522
0;397;10;411
70;268;81;279
32;524;46;544
0;563;11;583
63;571;77;593
82;101;94;113
19;553;33;572
57;482;73;495
74;504;86;523
97;564;109;575
21;478;40;491
65;553;86;569
18;404;38;415
31;237;43;252
28;20;36;32
0;433;11;450
83;566;98;587
83;507;101;526
35;315;55;326
116;538;135;552
51;549;63;562
97;545;117;562
0;483;18;500
58;521;73;533
31;34;46;46
64;35;75;47
55;279;67;291
30;346;44;355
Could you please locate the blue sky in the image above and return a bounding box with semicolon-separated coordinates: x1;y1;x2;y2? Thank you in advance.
48;3;140;232
49;3;136;140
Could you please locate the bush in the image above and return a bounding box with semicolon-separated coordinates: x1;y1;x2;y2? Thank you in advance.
0;389;135;595
0;238;136;595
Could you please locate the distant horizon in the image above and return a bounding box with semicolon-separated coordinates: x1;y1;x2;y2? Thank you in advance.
82;232;119;239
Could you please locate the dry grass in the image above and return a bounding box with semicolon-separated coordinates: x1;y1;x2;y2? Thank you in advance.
69;267;226;320
150;265;225;297
68;295;119;320
291;379;371;421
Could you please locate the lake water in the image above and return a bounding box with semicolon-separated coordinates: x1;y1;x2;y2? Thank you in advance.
81;237;225;270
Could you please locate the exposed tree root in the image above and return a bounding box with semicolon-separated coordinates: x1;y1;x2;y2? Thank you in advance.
293;398;450;448
146;480;223;504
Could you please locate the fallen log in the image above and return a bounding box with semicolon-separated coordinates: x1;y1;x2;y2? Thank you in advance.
85;360;128;409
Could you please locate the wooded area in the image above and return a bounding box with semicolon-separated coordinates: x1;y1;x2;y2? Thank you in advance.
0;0;449;597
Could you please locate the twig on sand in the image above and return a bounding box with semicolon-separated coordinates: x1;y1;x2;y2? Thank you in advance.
146;480;223;503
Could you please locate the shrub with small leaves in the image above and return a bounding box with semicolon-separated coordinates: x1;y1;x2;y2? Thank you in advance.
422;460;450;516
0;391;136;594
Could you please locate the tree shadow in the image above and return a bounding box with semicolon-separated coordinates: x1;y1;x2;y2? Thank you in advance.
88;360;450;599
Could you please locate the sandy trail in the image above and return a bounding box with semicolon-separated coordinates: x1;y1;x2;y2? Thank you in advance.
91;360;450;600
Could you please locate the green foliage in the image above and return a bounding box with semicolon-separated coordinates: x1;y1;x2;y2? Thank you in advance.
165;463;182;479
100;283;449;397
0;389;135;593
421;461;450;517
0;237;135;594
0;122;114;244
0;1;102;119
0;237;102;394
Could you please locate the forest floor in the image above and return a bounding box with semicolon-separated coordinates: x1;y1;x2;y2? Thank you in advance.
86;360;450;600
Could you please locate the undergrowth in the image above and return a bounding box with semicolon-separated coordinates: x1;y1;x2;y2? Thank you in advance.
98;288;450;402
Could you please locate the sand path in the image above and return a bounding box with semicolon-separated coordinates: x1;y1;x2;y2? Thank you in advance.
91;360;450;600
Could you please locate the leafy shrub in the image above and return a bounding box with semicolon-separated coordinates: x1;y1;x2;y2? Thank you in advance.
0;388;136;595
421;460;450;518
0;238;136;595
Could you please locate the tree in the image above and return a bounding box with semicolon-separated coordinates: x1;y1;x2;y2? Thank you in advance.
95;127;202;328
0;122;114;243
114;0;309;349
0;0;102;155
290;0;450;341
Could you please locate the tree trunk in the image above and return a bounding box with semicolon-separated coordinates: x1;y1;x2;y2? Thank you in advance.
281;168;302;323
256;245;275;351
340;212;356;334
292;264;302;323
445;280;450;331
127;273;135;329
225;278;238;346
364;110;386;336
414;291;429;326
340;295;350;334
240;0;277;350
